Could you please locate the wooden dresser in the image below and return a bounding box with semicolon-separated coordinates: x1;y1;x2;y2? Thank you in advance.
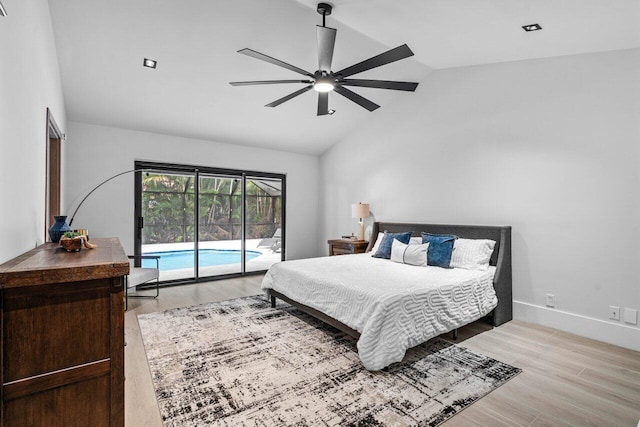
0;238;129;427
327;239;369;256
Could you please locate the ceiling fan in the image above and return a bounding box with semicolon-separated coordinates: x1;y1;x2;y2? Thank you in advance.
230;2;419;116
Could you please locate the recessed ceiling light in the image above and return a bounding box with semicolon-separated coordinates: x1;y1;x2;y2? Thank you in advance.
143;58;157;69
522;23;542;32
0;1;8;17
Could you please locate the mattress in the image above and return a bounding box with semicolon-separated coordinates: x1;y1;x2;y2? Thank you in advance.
261;253;498;370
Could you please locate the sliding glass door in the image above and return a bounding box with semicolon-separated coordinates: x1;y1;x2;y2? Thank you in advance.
198;174;242;277
245;176;283;273
135;162;285;284
139;171;195;282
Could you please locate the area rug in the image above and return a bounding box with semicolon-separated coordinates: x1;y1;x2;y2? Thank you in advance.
138;295;521;426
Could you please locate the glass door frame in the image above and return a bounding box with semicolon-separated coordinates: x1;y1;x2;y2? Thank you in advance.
134;160;286;285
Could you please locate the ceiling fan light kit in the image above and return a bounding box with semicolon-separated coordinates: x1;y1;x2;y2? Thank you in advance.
313;72;334;92
230;2;419;116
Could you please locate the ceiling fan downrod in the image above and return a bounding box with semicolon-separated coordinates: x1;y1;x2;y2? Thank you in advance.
317;2;332;27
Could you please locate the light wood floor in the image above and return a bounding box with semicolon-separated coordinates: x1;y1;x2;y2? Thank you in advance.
125;276;640;427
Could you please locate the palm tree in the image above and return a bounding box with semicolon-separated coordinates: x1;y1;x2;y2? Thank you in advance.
142;174;281;244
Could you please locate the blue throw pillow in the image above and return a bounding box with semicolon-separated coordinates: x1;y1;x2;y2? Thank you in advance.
373;231;412;259
421;233;458;268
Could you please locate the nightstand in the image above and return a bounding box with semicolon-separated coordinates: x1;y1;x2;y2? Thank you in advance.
327;239;369;256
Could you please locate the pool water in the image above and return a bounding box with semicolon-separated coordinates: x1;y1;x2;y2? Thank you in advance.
142;249;262;271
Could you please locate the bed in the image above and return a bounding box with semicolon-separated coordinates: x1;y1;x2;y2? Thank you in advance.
262;222;512;370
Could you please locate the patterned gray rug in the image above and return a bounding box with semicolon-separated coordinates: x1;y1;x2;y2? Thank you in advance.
138;295;520;426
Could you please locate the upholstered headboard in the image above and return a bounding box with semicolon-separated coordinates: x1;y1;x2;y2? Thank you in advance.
367;222;512;327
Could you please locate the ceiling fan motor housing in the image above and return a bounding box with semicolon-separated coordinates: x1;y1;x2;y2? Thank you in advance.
317;3;333;16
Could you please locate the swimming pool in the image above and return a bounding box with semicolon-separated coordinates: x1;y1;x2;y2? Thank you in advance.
142;249;262;271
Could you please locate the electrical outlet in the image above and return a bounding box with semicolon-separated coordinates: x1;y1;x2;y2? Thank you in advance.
545;294;555;308
609;306;620;321
624;308;637;325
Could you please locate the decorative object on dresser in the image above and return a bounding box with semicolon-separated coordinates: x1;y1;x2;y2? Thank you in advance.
138;295;521;426
0;238;129;426
351;202;370;241
59;231;97;252
48;215;72;242
327;238;368;256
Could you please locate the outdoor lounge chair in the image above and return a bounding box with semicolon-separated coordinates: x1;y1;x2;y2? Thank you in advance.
256;227;281;250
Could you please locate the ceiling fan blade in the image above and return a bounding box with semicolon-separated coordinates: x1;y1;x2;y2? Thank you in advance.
339;79;418;92
334;85;380;112
335;44;415;78
317;25;337;71
238;48;313;77
317;92;329;116
265;85;313;108
230;80;312;86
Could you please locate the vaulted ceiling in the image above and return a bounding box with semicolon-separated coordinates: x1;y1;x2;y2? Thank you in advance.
49;0;640;155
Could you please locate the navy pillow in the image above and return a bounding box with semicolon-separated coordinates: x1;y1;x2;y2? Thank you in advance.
421;233;458;268
373;231;412;259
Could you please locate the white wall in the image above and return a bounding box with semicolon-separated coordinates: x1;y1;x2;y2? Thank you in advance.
0;0;67;263
64;122;320;260
320;49;640;350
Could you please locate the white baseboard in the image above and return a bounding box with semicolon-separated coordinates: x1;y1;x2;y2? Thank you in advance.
513;300;640;352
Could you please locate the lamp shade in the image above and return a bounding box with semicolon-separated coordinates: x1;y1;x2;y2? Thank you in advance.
351;203;370;219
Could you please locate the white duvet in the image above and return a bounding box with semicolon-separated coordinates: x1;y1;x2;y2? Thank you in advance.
261;254;498;370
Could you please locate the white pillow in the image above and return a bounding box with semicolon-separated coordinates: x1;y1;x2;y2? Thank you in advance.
390;239;428;266
450;238;496;270
369;232;384;254
409;236;422;245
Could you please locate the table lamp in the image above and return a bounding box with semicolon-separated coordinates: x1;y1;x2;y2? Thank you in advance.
351;202;370;241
